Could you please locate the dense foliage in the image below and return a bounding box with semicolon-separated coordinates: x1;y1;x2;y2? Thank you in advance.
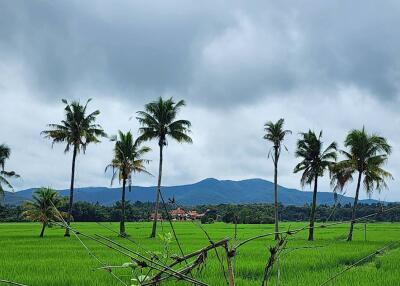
1;201;399;223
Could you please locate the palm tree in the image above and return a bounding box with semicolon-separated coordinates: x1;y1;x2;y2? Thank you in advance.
41;99;106;236
263;119;291;240
294;130;337;241
136;97;192;238
0;144;19;197
22;187;67;237
331;128;392;241
106;131;151;237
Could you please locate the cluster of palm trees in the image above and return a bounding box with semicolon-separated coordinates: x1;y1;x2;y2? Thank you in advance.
264;120;392;241
3;97;393;242
41;97;192;238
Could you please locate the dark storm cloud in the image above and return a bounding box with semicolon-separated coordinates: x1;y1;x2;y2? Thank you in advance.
0;1;232;101
1;1;400;107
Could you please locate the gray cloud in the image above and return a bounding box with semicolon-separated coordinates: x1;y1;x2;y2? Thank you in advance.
1;1;400;201
1;1;400;107
0;1;232;102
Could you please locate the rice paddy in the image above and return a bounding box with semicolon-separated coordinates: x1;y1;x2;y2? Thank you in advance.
0;222;399;285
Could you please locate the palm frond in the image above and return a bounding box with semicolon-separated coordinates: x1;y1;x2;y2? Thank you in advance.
42;98;106;155
106;131;151;186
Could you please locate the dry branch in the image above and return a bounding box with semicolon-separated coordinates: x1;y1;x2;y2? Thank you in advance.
261;236;288;286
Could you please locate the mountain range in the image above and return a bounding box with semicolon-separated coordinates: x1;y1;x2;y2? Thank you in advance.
3;178;382;206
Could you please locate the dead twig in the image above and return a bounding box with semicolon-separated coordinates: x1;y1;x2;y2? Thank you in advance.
261;235;288;286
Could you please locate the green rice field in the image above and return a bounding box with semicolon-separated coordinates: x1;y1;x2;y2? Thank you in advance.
1;222;399;285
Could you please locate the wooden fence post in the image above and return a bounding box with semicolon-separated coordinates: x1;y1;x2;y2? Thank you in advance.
224;242;235;286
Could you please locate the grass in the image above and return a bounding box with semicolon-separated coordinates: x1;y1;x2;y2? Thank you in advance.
0;221;399;285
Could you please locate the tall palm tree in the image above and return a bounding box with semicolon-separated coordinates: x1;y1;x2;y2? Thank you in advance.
294;130;337;241
263;118;291;240
41;99;106;236
136;97;192;238
331;128;392;241
0;144;19;197
106;131;151;237
22;187;67;237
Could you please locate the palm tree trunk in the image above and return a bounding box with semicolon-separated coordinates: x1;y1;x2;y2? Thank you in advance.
40;222;47;238
65;145;77;237
273;147;279;240
347;171;362;242
120;177;126;236
150;144;163;238
308;175;318;241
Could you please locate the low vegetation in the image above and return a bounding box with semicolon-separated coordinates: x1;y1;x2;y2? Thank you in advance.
1;222;399;286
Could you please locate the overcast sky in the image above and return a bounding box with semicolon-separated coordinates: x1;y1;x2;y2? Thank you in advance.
1;1;400;201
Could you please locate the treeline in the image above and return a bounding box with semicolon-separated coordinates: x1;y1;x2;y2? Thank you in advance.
207;203;400;224
2;201;400;223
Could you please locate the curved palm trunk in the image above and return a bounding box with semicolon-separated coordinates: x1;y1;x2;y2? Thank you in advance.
347;171;362;242
308;175;318;241
273;148;279;240
65;145;77;237
120;178;127;236
40;222;47;238
150;144;163;238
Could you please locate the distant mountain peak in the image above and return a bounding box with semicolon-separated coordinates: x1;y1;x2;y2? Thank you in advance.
198;177;220;183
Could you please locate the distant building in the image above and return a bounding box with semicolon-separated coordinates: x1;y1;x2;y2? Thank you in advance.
187;210;205;220
169;208;205;221
170;208;186;220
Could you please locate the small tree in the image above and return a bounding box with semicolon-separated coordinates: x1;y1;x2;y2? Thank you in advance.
263;119;291;240
294;130;337;241
23;187;67;237
42;99;106;236
106;131;151;237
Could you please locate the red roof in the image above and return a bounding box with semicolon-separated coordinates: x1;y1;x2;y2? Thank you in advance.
170;208;186;216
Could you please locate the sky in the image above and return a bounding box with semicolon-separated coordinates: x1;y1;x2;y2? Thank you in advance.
1;1;400;201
